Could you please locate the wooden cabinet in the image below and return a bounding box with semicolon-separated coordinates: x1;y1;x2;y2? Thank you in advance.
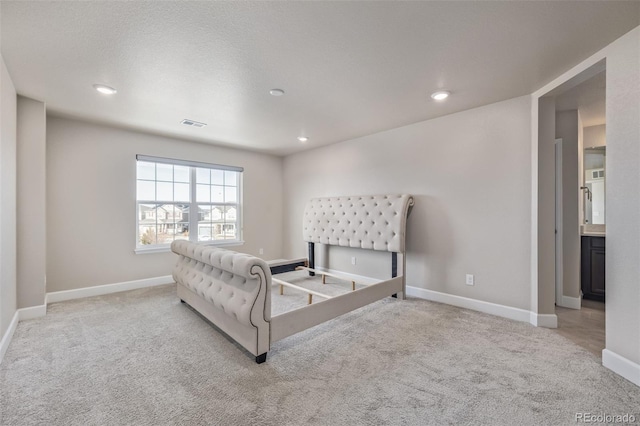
581;236;605;302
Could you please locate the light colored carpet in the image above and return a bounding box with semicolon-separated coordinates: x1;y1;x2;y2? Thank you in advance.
1;284;638;426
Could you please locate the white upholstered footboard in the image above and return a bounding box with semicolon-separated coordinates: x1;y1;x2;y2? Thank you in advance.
171;241;271;362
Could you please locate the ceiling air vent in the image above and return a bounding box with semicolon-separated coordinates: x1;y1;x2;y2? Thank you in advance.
181;119;207;128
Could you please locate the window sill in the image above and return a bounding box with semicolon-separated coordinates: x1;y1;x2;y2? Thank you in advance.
134;240;245;254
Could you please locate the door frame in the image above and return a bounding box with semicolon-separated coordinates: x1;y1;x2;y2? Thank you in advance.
555;138;563;307
531;55;605;327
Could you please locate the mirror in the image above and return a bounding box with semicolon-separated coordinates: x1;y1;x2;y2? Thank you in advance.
583;146;606;225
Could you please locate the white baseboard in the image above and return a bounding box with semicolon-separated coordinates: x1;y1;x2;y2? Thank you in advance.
0;303;47;365
18;304;47;321
47;275;174;304
529;312;558;328
603;349;640;387
557;295;581;310
406;286;535;323
0;310;19;365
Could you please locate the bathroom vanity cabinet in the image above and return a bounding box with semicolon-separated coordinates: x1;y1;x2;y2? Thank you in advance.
581;235;605;302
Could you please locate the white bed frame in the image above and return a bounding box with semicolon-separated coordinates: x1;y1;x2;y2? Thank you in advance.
172;194;414;363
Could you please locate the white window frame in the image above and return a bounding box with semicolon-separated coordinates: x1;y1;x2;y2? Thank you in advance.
135;155;244;254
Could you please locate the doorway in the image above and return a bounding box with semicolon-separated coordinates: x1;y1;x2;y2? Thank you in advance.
540;61;607;357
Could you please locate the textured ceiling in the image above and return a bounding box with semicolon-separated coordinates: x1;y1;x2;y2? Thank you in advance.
1;2;638;155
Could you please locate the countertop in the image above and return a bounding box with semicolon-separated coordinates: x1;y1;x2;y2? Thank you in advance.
581;232;606;237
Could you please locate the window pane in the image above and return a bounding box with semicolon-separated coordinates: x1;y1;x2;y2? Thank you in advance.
157;163;173;181
174;166;190;183
198;225;213;241
222;223;237;240
156;222;174;244
196;168;210;184
211;185;224;203
157;182;173;201
137;162;155;180
225;206;237;221
223;206;237;240
174;222;189;240
195;205;205;223
139;226;157;245
211;170;224;185
137;181;155;201
199;205;212;220
138;203;156;222
175;204;189;240
157;205;174;244
210;206;223;221
174;183;189;202
156;205;169;221
197;205;212;241
224;187;237;203
162;205;176;222
212;223;224;240
196;184;210;202
224;171;237;186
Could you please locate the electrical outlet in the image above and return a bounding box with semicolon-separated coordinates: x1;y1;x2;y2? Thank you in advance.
466;274;474;286
259;248;264;255
351;257;357;265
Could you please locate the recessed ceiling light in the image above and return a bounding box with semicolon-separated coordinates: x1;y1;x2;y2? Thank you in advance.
297;136;308;143
269;89;285;96
93;84;117;95
430;91;450;101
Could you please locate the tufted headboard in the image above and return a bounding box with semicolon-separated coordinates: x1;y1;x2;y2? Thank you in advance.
302;194;414;253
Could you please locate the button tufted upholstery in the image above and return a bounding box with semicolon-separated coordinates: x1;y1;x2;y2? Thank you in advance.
302;194;414;253
171;240;271;326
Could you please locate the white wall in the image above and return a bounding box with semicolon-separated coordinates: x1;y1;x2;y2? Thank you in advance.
46;117;283;292
555;111;580;300
605;27;640;366
0;54;17;337
534;97;557;317
283;96;532;310
17;96;46;308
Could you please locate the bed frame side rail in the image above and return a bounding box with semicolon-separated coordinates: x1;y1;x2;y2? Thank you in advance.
270;275;403;343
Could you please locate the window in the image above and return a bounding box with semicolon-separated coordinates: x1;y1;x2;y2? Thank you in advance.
136;155;243;251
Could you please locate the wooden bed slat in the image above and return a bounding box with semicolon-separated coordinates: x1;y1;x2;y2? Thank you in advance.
270;276;403;343
294;266;376;288
272;277;333;301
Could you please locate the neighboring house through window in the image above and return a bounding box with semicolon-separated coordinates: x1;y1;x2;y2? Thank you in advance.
136;155;243;251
